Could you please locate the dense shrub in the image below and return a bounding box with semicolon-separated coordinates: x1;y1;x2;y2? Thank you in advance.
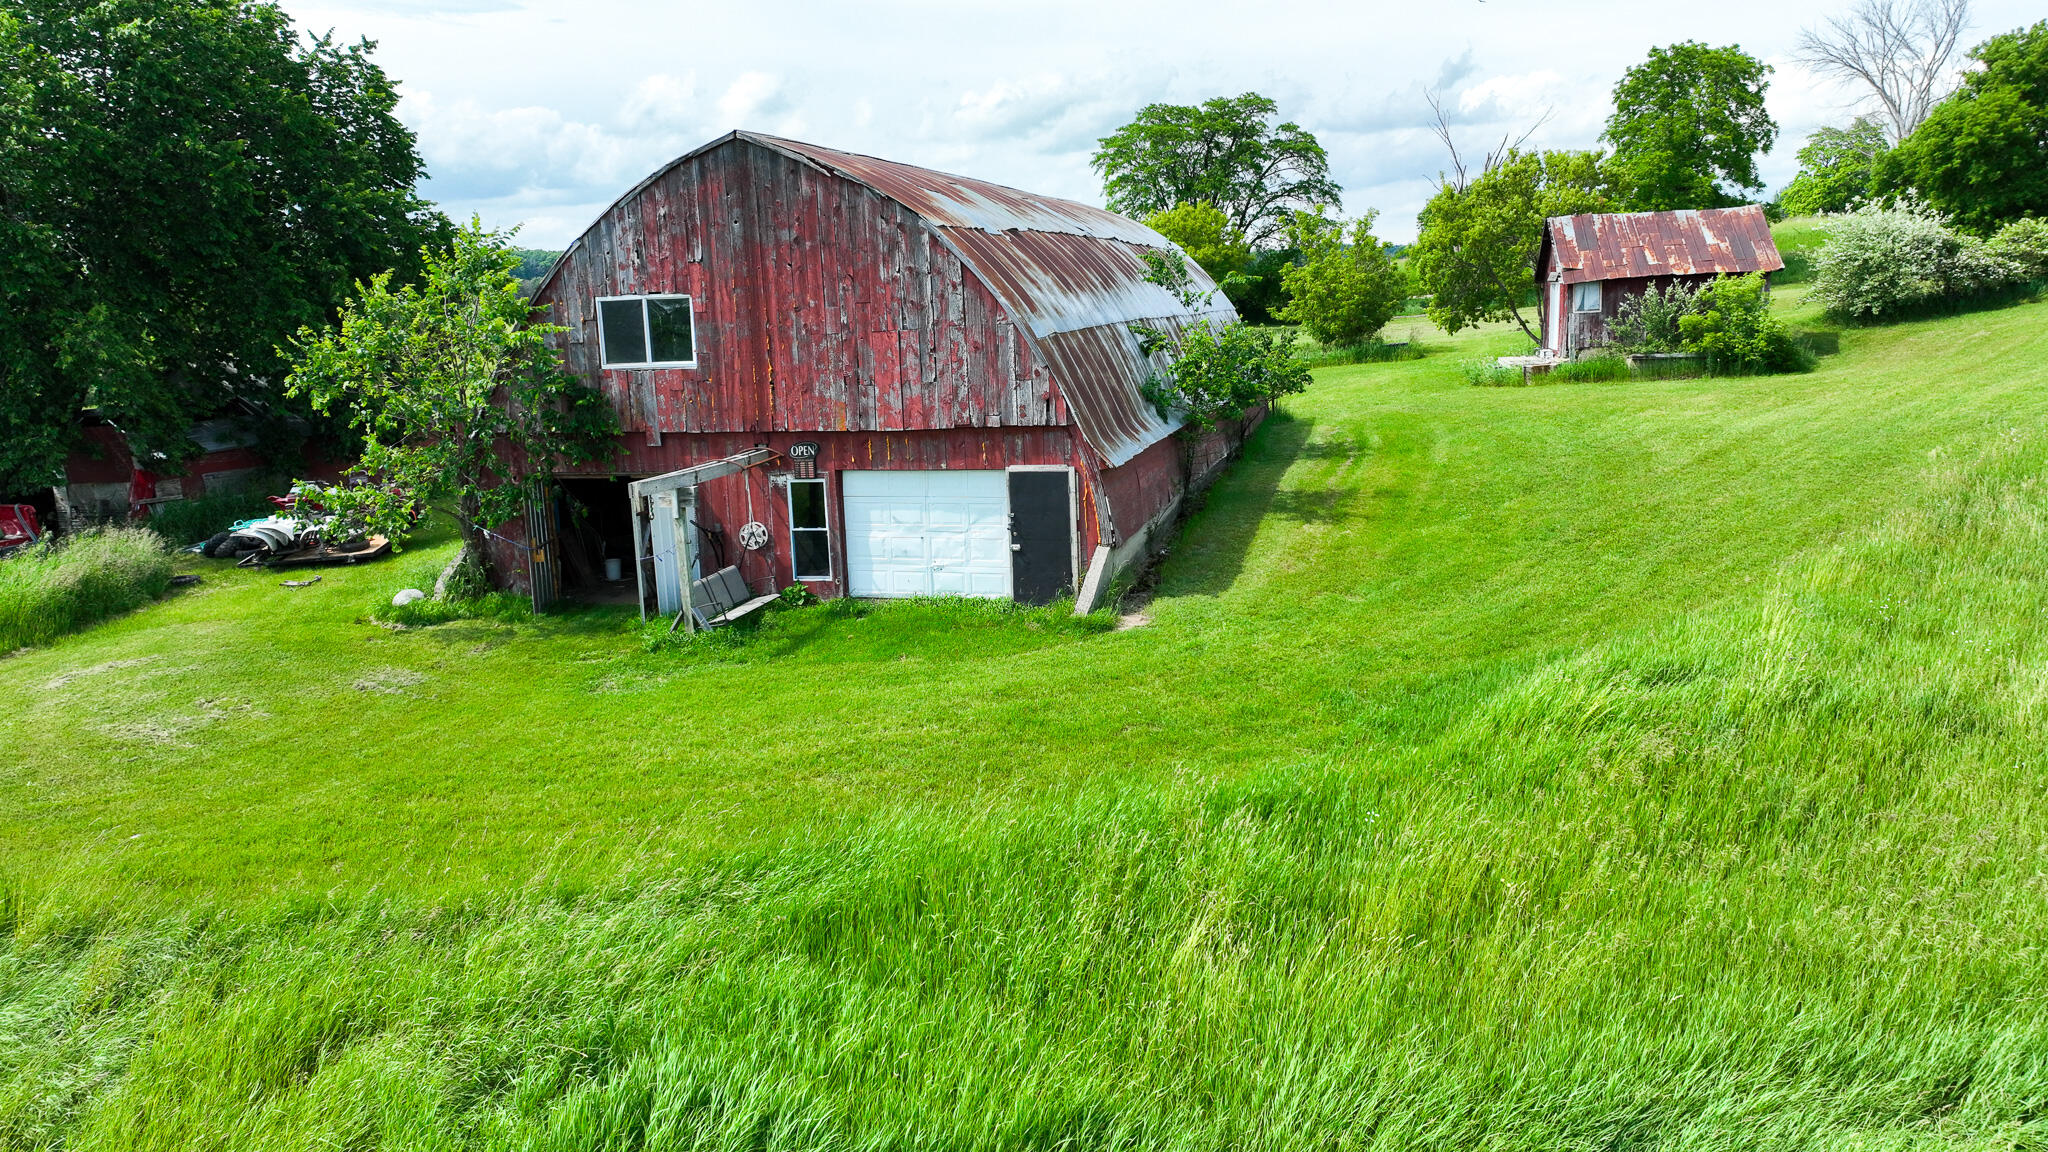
1679;274;1812;374
1460;360;1526;387
0;526;174;649
1985;217;2048;282
1608;281;1704;353
1811;199;2022;320
145;480;283;545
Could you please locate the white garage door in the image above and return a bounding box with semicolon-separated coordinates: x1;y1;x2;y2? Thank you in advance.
843;470;1011;598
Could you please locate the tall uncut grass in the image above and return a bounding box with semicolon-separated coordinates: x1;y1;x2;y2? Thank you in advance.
5;425;2047;1148
0;527;174;651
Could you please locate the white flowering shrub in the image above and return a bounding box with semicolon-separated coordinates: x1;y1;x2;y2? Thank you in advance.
1811;198;2022;321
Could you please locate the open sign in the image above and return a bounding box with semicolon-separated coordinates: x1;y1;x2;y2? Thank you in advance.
789;440;820;479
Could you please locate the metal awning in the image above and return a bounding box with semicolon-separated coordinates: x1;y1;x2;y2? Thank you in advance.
628;448;778;628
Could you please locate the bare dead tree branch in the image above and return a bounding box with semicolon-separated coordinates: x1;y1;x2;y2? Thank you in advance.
1425;87;1469;192
1796;0;1971;143
1425;87;1553;192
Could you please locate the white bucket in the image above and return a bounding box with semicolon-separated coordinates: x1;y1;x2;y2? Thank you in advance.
603;557;623;582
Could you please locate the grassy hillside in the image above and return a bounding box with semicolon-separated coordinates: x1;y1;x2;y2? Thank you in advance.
5;278;2048;1148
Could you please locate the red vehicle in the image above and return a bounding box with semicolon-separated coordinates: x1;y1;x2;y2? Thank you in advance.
0;504;41;557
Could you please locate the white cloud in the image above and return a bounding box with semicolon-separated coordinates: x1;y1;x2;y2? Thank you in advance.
623;73;699;131
279;0;2045;247
716;72;795;131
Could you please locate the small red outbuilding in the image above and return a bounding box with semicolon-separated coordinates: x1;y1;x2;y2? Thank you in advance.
1536;205;1784;359
516;131;1258;615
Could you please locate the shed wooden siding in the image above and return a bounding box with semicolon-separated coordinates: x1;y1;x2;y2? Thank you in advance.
534;138;1064;443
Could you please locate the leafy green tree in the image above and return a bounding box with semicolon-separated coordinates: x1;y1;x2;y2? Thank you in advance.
1777;119;1891;216
1879;21;2048;233
1129;253;1310;431
1605;42;1778;210
1143;202;1252;284
1140;322;1311;432
0;0;448;496
1231;247;1303;325
1275;209;1406;348
1094;93;1342;247
285;220;618;569
1410;150;1616;341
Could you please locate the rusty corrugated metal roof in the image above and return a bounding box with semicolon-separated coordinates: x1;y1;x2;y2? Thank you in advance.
1542;205;1784;285
748;134;1235;468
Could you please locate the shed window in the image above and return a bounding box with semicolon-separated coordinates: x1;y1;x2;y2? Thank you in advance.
1570;282;1603;313
597;294;696;367
789;477;831;580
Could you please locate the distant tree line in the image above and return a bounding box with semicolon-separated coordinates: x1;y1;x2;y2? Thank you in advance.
1094;3;2044;352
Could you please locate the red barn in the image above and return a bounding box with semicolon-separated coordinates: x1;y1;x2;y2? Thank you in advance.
518;131;1258;618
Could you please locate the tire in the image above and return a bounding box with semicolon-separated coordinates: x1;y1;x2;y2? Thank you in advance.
200;532;233;558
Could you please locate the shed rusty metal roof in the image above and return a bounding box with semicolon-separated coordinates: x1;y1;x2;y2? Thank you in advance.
554;131;1233;469
1541;205;1783;285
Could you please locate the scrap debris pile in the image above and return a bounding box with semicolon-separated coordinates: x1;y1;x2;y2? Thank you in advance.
195;484;392;568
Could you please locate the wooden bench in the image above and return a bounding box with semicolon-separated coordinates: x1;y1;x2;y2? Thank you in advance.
689;565;778;628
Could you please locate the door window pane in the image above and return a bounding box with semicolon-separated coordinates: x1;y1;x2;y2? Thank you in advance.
790;478;826;529
789;478;830;579
599;299;646;365
793;530;830;579
647;297;695;363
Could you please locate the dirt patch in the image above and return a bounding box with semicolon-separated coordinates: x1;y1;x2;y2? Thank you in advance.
43;657;158;691
352;667;426;696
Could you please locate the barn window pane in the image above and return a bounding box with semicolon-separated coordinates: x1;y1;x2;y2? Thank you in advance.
1571;282;1602;313
599;299;646;365
647;297;695;363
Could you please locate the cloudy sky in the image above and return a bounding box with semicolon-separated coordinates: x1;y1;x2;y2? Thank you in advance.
279;0;2038;248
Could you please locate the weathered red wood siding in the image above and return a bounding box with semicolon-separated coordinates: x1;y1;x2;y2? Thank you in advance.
533;138;1067;444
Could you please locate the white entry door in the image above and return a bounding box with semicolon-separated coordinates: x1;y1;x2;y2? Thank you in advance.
843;470;1011;598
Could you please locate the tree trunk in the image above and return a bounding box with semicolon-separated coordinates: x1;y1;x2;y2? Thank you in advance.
457;492;494;587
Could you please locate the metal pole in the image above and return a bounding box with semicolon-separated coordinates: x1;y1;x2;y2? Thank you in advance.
680;485;697;633
631;491;649;622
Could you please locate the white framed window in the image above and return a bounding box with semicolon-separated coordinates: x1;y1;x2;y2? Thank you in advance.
1570;281;1603;313
788;477;831;580
596;294;696;368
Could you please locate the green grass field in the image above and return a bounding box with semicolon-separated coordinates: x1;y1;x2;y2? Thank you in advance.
7;257;2048;1148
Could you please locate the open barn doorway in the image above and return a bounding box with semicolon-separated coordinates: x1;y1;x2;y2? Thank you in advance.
554;477;636;605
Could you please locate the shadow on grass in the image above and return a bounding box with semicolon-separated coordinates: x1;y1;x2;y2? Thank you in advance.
1152;410;1315;599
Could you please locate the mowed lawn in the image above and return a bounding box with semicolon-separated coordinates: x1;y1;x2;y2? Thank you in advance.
2;291;2037;895
6;275;2048;1148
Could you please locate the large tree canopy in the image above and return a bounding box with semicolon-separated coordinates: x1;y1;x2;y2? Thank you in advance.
1604;41;1778;211
0;0;447;494
1880;21;2048;233
1093;93;1341;248
1409;150;1617;342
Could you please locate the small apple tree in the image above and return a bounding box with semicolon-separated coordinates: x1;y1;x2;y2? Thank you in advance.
285;218;617;575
